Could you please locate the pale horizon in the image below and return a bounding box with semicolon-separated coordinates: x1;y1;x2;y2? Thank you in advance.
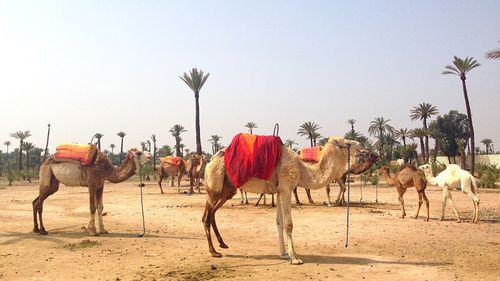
1;1;499;154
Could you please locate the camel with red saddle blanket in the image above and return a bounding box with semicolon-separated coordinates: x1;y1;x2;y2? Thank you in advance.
187;154;207;194
202;134;365;265
157;156;187;194
32;144;151;236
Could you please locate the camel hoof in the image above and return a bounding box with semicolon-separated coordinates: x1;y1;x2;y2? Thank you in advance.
39;229;48;235
88;229;98;236
280;253;290;260
290;258;303;265
211;252;222;258
456;219;462;223
413;216;418;219
99;230;109;235
425;218;429;222
219;242;229;249
439;217;444;221
33;228;40;233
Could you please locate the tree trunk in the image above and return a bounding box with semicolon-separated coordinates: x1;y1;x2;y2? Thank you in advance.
433;139;439;163
423;119;429;162
119;138;124;165
153;142;156;169
461;78;475;173
419;137;425;163
18;140;23;170
195;93;202;155
43;124;50;162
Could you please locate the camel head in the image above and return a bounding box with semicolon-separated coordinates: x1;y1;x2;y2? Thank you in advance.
328;138;376;173
126;148;152;168
418;164;433;176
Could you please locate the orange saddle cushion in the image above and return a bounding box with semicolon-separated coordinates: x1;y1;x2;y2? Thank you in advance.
300;146;323;162
159;156;183;167
54;144;98;165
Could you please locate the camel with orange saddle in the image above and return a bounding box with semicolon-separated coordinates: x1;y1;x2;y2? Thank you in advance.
33;144;151;235
157;156;187;194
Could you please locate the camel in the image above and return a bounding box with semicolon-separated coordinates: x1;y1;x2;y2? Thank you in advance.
419;164;480;223
379;165;429;221
202;136;364;265
187;154;206;194
32;147;151;235
294;149;379;206
157;157;187;194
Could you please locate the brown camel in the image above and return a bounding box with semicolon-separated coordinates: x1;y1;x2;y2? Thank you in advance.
32;147;151;235
294;149;379;206
157;157;187;194
379;165;429;221
187;154;206;194
203;137;364;264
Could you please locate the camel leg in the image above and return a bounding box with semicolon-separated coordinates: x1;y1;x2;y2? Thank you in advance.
464;190;480;223
414;192;423;219
202;199;221;257
170;176;174;188
271;194;275;207
177;173;182;192
325;184;333;207
34;177;59;235
422;191;430;221
96;186;108;234
440;188;448;221
305;188;314;204
445;189;461;223
275;192;287;258
293;187;302;206
263;194;267;205
32;196;40;233
397;187;406;219
211;194;231;249
278;185;302;265
189;176;195;194
158;173;164;194
87;188;99;235
336;176;347;205
255;194;264;206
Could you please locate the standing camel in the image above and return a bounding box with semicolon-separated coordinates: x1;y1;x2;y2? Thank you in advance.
187;154;206;194
203;136;363;264
157;156;187;194
419;164;479;223
379;165;429;221
33;146;151;235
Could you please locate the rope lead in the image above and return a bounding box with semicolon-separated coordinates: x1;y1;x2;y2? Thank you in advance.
345;143;351;248
138;163;146;237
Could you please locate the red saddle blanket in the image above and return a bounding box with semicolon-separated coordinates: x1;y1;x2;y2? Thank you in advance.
53;144;97;166
159;156;183;167
300;146;323;162
224;133;283;188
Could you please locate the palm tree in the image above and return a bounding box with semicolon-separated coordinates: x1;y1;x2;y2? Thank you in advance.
22;142;35;169
284;139;298;150
244;122;258;134
347;119;356;132
150;134;157;169
158;145;173;157
428;120;444;163
94;133;103;150
481;138;492;154
443;56;480;174
170;124;187;157
140;141;148;152
297;122;322;147
43;123;50;162
117;131;126;165
10;130;31;170
180;68;210;155
4;141;11;154
410;128;427;163
395;128;410;147
109;144;115;154
410;102;438;162
208;135;222;154
487;42;500;59
368;117;394;157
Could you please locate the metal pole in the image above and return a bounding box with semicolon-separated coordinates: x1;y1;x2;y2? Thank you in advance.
345;143;351;248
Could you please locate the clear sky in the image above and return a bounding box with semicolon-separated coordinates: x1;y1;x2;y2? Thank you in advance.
1;0;499;153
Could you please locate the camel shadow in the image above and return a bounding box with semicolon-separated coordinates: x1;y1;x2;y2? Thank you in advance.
224;254;451;267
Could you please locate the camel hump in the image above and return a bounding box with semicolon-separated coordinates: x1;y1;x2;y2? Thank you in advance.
399;164;417;172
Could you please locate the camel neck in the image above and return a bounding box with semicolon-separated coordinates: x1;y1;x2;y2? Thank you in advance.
422;169;437;185
107;155;137;183
297;143;346;189
380;170;398;186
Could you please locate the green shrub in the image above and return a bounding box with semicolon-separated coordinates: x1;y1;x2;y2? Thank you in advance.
478;164;500;188
370;174;379;185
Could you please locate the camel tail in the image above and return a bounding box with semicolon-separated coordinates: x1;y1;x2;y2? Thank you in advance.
470;174;478;194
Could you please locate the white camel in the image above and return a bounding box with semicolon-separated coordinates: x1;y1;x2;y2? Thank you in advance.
202;136;364;265
419;164;480;223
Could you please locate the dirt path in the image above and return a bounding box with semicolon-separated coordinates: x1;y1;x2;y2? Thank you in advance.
0;180;499;281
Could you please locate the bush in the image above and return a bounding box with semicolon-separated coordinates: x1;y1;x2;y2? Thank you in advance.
477;164;500;188
432;162;446;176
370;174;379;186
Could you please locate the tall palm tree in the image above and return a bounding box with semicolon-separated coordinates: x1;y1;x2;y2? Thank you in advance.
43;123;50;162
244;122;258;134
93;133;103;150
481;138;492;154
208;135;222;154
410;103;438;162
22;142;35;169
4;141;11;154
117;131;126;165
158;145;173;157
410;128;427;163
487;42;500;59
368;117;394;157
170;124;187;157
428;120;443;163
347;119;356;132
10;130;31;170
297;121;322;147
109;144;115;154
395;128;410;147
284;139;297;150
443;56;480;174
180;68;210;155
150;134;157;169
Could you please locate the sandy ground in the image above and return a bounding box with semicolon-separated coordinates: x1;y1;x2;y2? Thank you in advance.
0;178;499;281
